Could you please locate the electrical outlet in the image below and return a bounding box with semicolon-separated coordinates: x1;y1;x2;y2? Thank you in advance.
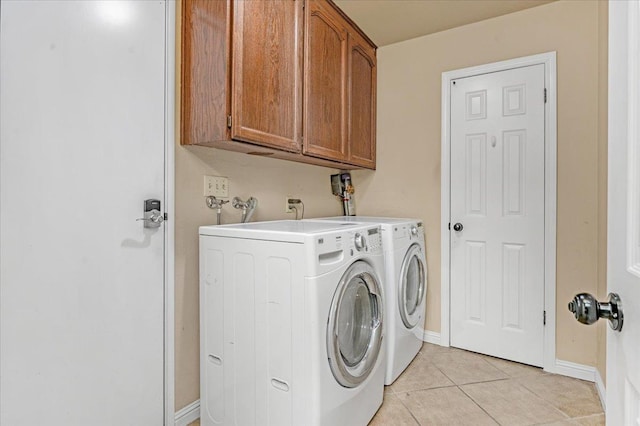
204;175;229;197
285;195;294;213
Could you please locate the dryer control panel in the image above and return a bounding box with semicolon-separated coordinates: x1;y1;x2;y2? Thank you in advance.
410;221;425;242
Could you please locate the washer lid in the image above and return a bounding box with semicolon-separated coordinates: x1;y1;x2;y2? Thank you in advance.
327;261;383;388
310;216;416;225
200;220;360;242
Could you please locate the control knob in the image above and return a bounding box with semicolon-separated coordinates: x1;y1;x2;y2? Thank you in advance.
354;233;366;251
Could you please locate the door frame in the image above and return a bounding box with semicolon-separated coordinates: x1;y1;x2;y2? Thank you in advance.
440;52;557;372
164;1;176;424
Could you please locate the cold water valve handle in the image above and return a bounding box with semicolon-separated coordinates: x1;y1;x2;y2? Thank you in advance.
568;292;623;331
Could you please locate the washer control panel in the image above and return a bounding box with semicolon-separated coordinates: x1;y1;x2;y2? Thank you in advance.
365;227;382;253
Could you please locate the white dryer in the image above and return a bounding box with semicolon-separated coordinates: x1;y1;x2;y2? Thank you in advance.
307;217;427;385
199;220;386;426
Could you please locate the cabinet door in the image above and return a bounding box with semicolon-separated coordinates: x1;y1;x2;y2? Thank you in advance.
347;31;376;168
181;0;231;145
303;0;348;161
232;0;303;152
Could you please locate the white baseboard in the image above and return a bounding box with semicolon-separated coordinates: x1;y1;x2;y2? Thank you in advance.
175;399;200;426
554;359;596;382
595;368;606;411
422;330;441;345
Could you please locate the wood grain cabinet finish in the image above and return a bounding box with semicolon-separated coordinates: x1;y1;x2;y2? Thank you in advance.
347;30;377;168
181;0;231;145
304;0;377;168
180;0;376;169
232;0;303;152
303;0;348;162
181;0;302;152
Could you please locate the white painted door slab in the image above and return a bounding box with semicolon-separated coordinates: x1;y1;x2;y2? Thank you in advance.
1;1;166;424
607;1;640;424
450;64;545;366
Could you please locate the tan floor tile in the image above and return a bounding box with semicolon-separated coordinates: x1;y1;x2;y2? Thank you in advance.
369;394;418;426
534;420;578;426
390;352;455;393
188;420;200;426
384;385;395;395
517;374;604;418
482;355;547;378
461;379;568;425
417;342;454;356
397;386;498;426
430;348;509;385
572;414;606;426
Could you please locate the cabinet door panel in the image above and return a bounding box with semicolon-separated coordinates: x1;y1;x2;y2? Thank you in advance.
303;0;347;161
232;0;303;152
181;0;231;145
347;33;376;168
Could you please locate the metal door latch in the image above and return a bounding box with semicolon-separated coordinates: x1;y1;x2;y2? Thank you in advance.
136;199;164;228
568;292;623;331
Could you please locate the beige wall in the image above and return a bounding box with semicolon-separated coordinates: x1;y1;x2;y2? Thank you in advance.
353;0;606;367
175;0;610;410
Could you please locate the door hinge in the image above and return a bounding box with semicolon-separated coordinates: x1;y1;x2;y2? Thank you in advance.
543;310;547;325
227;115;232;129
164;212;169;221
448;222;451;230
544;88;547;103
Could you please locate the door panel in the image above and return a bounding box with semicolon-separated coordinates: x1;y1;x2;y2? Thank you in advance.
303;0;347;161
232;0;303;152
450;64;545;366
347;32;376;168
0;1;166;424
607;1;640;423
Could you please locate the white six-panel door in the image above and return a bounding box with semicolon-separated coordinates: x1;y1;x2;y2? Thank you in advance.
0;1;167;424
607;0;640;423
450;64;545;366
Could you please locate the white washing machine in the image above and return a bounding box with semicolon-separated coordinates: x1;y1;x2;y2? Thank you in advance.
307;217;427;385
199;220;386;426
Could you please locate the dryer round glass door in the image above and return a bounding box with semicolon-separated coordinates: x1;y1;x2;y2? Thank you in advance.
327;260;383;388
399;244;427;328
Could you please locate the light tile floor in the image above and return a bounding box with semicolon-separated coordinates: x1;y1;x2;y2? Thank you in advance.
189;343;605;426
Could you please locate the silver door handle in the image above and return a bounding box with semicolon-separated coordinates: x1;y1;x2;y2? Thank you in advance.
136;212;164;224
136;199;164;228
568;292;623;331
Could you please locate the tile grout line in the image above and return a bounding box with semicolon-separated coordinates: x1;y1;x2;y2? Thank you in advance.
457;385;503;426
392;382;459;394
463;378;573;424
393;392;423;426
423;358;502;425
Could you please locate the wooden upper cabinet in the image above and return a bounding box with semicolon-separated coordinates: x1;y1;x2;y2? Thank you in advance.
181;0;231;145
232;0;303;152
181;0;303;152
303;0;348;162
347;31;376;168
304;0;377;168
180;0;376;169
